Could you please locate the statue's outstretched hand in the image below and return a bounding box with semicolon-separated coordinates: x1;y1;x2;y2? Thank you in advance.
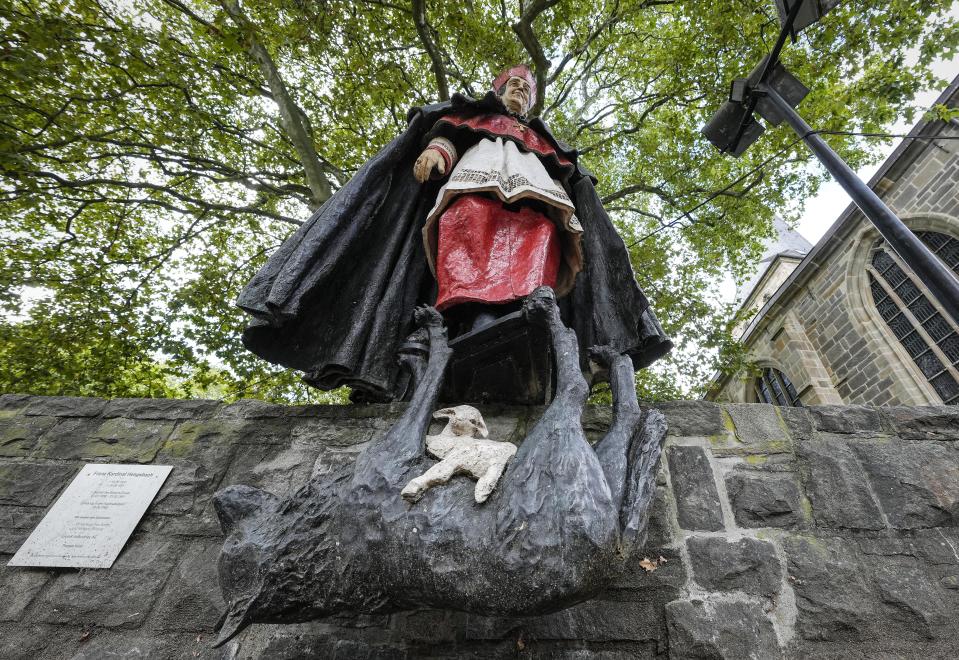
413;148;445;183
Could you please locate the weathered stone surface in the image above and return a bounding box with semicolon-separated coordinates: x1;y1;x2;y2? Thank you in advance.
655;401;726;438
0;393;33;412
69;632;221;660
782;534;877;642
725;471;803;529
0;415;58;457
872;555;954;641
686;536;782;597
152;541;226;632
777;406;812;440
852;441;959;529
0;462;77;505
31;538;179;628
617;546;686;592
667;445;724;531
725;403;789;445
23;396;107;418
101;397;221;420
390;609;467;644
0;623;74;660
665;599;781;659
808;405;882;434
217;398;287;418
881;406;959;441
0;568;51;621
467;598;664;642
34;417;174;463
0;505;44;554
5;396;959;658
33;567;171;628
796;436;885;530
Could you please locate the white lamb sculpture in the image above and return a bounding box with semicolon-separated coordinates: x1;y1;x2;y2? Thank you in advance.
401;405;517;504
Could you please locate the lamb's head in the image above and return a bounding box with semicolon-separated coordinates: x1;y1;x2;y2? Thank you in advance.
433;405;489;439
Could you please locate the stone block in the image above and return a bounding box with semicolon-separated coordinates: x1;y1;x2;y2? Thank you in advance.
0;394;32;412
34;567;171;628
852;441;959;529
0;415;58;457
686;536;782;597
0;505;44;554
23;396;106;418
0;623;74;660
872;555;955;641
467;599;664;643
152;540;226;632
0;568;52;621
616;547;686;593
0;462;78;506
782;534;877;642
655;401;726;438
217;398;287;418
777;406;813;440
221;441;318;499
725;403;789;445
725;471;803;529
667;445;724;532
68;631;222;660
880;407;959;442
808;405;882;434
390;609;467;644
101;397;221;420
796;436;885;530
665;599;781;660
641;484;674;551
35;417;174;463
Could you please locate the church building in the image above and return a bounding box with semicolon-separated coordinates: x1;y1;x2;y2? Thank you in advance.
708;75;959;407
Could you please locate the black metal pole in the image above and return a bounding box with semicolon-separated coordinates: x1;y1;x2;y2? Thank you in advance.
758;83;959;327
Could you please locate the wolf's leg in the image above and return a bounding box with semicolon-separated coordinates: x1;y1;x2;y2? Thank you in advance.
620;408;667;547
353;306;453;487
522;287;588;406
589;345;643;511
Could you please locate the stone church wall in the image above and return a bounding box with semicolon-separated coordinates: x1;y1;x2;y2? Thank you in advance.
716;115;959;407
2;394;959;658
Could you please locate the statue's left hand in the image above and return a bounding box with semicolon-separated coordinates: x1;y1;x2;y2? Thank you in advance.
413;148;446;183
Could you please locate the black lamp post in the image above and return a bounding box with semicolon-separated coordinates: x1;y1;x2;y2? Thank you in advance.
702;0;959;327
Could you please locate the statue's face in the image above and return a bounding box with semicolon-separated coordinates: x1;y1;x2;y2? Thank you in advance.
500;75;531;114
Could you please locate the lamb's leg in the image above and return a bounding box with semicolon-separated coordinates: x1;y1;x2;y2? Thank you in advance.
589;345;643;511
401;459;458;502
352;306;452;487
474;459;509;504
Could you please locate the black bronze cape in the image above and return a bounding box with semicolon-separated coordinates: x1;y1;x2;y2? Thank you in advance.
237;92;672;401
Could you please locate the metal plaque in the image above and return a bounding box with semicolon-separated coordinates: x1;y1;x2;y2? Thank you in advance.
7;464;172;569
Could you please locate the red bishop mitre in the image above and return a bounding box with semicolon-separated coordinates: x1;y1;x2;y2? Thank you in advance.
492;64;537;112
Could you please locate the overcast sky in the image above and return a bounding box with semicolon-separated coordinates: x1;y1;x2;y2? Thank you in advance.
795;5;959;246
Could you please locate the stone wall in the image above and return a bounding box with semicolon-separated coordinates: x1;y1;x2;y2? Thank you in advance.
2;394;959;658
713;102;959;407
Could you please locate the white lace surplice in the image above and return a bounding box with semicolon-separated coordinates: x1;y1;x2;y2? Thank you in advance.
422;137;583;294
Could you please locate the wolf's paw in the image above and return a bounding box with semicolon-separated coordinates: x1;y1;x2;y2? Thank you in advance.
522;286;557;327
414;305;443;329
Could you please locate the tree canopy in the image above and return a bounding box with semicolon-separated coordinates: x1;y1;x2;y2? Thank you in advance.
1;0;957;402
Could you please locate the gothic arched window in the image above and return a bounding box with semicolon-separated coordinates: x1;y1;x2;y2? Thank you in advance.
754;367;803;406
868;231;959;405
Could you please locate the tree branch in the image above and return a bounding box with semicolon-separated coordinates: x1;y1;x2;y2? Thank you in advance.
219;0;332;209
411;0;450;101
512;0;560;116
